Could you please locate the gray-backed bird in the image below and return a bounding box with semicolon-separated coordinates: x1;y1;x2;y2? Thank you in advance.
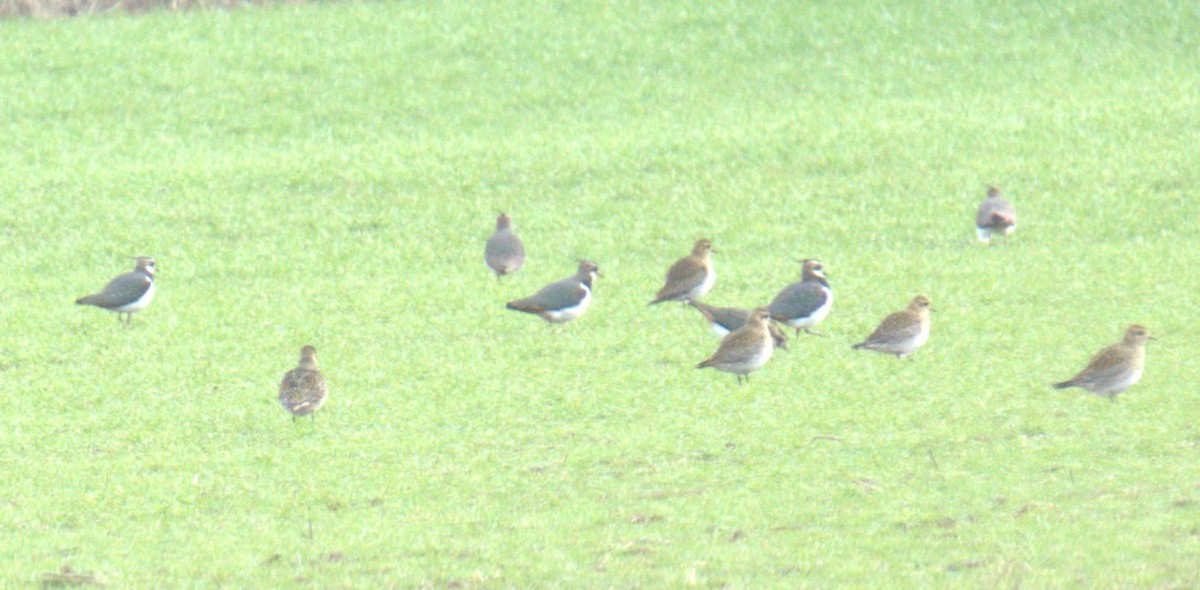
1053;325;1152;401
279;345;328;422
649;239;716;305
75;257;157;327
485;212;525;277
975;186;1017;244
767;259;832;336
686;298;788;351
852;295;934;358
506;260;601;324
696;308;775;384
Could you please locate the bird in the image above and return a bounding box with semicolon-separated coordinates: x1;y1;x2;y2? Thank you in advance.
506;260;601;324
649;239;716;305
279;345;328;422
75;257;158;327
975;186;1017;244
767;259;833;336
696;308;775;384
1053;325;1153;401
685;298;788;351
485;212;525;277
852;295;934;358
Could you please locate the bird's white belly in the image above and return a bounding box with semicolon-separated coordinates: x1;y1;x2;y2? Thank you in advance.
785;288;833;329
709;323;732;338
112;281;155;313
690;268;716;299
1101;367;1143;395
976;227;993;243
896;326;929;357
544;287;591;323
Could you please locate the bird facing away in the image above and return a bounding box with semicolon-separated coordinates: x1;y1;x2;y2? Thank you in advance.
767;259;833;336
506;260;601;324
685;298;788;351
696;308;775;384
279;345;328;422
75;257;157;327
852;295;934;358
649;239;716;305
485;212;525;277
975;186;1017;244
1053;325;1153;401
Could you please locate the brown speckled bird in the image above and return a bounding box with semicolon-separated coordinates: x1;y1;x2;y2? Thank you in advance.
696;308;775;384
1054;325;1153;401
852;295;934;358
279;345;328;422
650;239;716;305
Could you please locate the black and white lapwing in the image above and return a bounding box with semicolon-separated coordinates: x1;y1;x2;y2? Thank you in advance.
696;308;775;384
279;345;328;422
649;239;716;305
852;295;934;358
506;260;601;324
767;259;832;336
685;298;788;351
75;256;157;327
975;186;1017;244
485;212;525;277
1054;325;1153;401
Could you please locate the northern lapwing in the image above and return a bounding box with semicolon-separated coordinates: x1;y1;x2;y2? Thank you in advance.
975;186;1017;244
506;260;601;324
685;298;788;351
767;259;832;336
75;256;157;327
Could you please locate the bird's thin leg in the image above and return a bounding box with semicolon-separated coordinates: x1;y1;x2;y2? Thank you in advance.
805;328;827;337
292;414;297;423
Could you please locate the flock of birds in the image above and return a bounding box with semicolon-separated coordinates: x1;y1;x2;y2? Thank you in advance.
71;187;1153;422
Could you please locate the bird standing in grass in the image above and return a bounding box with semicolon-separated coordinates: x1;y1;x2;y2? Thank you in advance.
767;259;832;336
75;256;158;327
506;260;601;324
1053;325;1153;401
975;186;1017;244
852;295;934;358
279;345;328;422
649;239;716;305
696;308;775;384
485;212;525;277
686;298;788;351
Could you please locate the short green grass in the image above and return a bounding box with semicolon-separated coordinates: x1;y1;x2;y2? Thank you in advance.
2;0;1199;586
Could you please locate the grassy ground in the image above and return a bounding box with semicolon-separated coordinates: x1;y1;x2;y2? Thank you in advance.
2;0;1199;586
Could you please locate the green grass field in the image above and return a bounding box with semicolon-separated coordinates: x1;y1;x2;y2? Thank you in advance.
2;0;1199;586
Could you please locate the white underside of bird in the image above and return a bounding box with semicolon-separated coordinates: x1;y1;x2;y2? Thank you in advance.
543;287;591;323
110;281;156;313
976;223;1017;243
780;288;832;330
1092;367;1143;396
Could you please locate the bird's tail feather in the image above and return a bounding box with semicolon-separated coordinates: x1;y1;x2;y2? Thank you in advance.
506;301;542;314
1052;380;1075;389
